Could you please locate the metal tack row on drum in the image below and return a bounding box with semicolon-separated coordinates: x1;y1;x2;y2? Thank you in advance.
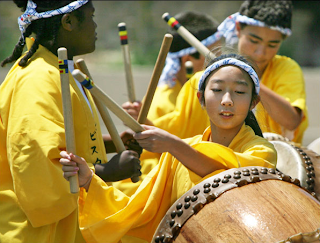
152;166;320;243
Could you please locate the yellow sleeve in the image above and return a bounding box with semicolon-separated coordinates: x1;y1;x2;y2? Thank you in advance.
258;56;308;143
269;56;306;111
152;72;210;139
6;65;78;227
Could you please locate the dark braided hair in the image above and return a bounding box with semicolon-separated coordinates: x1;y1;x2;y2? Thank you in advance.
168;11;219;59
239;0;292;29
199;52;263;137
1;0;87;67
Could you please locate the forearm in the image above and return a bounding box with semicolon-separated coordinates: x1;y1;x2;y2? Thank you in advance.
259;84;302;130
168;139;228;177
102;134;117;153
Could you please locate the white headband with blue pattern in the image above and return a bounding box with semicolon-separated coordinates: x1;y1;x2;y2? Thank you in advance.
18;0;88;42
198;57;260;94
158;31;222;88
217;12;292;45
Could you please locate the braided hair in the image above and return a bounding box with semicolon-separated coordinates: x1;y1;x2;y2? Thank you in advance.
239;0;292;29
198;52;263;137
168;11;219;59
1;0;87;67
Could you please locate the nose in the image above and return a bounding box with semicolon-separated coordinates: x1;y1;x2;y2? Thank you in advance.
254;44;266;58
221;92;233;107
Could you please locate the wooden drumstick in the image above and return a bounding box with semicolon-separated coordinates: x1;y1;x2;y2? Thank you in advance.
72;69;144;133
58;47;79;194
137;34;173;124
162;13;215;60
118;22;136;102
75;59;139;183
185;60;194;80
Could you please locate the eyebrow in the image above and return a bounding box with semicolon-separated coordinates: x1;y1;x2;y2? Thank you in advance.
212;79;249;87
249;33;281;43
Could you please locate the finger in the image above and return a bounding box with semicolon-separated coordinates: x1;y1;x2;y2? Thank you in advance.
62;165;79;172
60;151;71;159
133;131;153;140
122;101;134;109
59;158;77;166
140;124;155;130
70;154;86;164
63;171;78;180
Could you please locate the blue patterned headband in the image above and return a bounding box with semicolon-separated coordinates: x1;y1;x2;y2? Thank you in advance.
217;12;292;45
158;31;222;88
198;57;260;94
18;0;89;41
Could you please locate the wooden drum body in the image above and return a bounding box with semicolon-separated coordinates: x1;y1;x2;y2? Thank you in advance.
152;167;320;243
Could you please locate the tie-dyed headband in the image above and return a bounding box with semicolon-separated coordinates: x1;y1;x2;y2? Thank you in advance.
199;57;260;95
18;0;88;42
217;12;292;45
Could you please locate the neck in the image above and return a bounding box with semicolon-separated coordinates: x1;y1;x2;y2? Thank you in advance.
209;124;243;147
176;67;187;86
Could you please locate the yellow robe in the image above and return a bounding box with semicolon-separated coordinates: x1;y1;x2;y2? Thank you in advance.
153;55;308;144
0;39;107;243
147;81;182;121
79;124;277;243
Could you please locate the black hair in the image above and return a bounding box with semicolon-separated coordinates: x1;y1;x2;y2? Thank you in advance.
199;52;263;137
1;0;89;67
239;0;292;30
168;11;219;59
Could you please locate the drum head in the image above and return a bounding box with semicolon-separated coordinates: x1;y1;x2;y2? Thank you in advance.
271;140;308;188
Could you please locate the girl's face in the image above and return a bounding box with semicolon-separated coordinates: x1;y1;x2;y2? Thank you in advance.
236;23;283;75
202;65;254;135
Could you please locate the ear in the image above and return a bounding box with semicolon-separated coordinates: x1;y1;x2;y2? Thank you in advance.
250;95;260;110
61;13;76;32
235;21;241;38
197;91;205;107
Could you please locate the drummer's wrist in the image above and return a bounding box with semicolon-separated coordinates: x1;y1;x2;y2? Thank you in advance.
80;170;93;192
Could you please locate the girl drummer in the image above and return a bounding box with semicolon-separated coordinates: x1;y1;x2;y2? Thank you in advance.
60;53;277;243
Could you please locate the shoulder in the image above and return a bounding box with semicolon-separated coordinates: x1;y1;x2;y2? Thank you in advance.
238;125;275;150
270;55;302;71
15;49;59;87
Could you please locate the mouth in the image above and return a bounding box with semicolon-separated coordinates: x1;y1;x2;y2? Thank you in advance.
219;111;234;117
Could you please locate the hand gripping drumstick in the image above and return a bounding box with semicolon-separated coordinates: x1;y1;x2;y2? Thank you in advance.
162;13;215;60
118;23;136;102
72;69;144;134
137;34;173;124
58;47;79;194
75;59;139;183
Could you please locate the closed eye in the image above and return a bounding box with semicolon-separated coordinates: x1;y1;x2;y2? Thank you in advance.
235;91;246;94
249;38;258;44
211;89;222;92
268;44;278;48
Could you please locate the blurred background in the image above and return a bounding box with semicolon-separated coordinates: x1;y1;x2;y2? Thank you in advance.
0;1;319;146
